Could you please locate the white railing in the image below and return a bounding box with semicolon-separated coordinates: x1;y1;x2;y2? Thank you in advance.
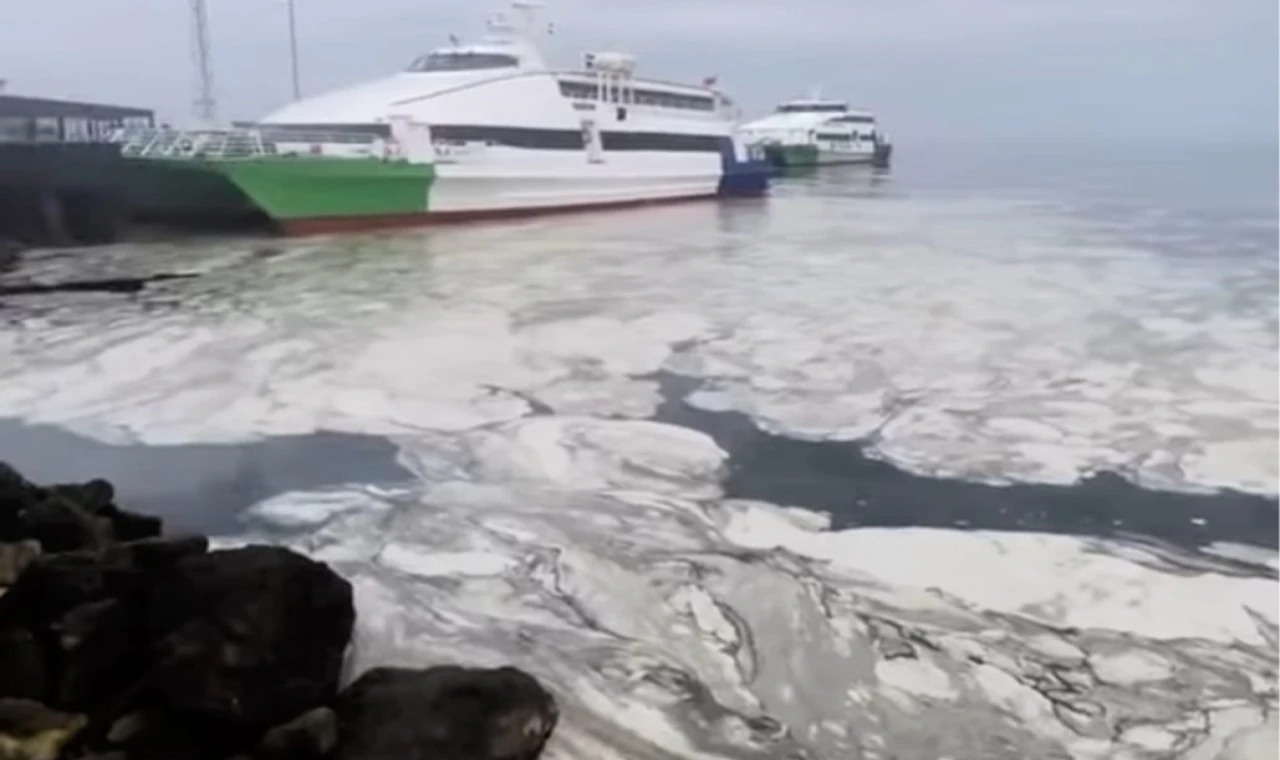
112;126;395;161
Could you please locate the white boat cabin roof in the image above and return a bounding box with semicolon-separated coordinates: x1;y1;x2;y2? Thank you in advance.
261;0;732;126
741;101;877;133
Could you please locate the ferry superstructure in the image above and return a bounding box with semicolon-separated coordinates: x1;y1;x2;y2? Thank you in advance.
114;2;769;235
739;95;891;168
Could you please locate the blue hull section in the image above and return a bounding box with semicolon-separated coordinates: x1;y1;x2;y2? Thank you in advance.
716;138;773;197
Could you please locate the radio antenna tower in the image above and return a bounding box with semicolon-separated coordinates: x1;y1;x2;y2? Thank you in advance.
190;0;218;123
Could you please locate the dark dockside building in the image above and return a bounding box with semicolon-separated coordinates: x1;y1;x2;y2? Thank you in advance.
0;93;154;143
0;92;156;248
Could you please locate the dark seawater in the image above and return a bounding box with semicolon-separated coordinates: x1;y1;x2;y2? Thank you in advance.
652;372;1277;553
0;419;411;535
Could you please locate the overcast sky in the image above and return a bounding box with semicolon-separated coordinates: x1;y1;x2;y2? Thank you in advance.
1;0;1275;144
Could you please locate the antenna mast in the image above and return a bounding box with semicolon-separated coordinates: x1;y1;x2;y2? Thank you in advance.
190;0;217;123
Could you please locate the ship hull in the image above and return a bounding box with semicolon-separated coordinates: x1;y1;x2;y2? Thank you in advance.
763;143;886;168
118;136;768;236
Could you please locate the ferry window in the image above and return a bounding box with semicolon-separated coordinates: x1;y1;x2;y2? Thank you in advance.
632;88;715;111
0;117;31;142
559;81;597;99
407;52;519;72
559;80;715;111
33;117;60;141
63;117;91;142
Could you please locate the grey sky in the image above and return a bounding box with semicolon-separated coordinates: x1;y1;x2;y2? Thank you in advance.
2;0;1275;143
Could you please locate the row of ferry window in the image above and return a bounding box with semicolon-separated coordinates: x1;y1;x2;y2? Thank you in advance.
557;81;716;112
400;53;720;112
0;114;152;143
814;131;878;142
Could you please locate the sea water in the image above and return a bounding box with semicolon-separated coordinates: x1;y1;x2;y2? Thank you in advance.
0;139;1275;758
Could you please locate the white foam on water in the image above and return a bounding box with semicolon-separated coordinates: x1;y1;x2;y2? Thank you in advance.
716;499;1277;645
0;192;1273;493
213;417;1274;760
0;192;1274;758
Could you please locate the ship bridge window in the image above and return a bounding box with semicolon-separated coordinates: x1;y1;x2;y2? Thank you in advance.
633;88;715;111
407;52;519;72
834;115;875;124
559;81;598;99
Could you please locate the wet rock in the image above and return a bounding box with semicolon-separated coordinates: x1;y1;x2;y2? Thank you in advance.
0;627;48;702
0;541;39;586
104;534;208;571
0;549;141;630
334;666;559;760
95;709;252;760
19;494;110;554
105;711;147;745
45;479;161;543
0;467;31;543
145;545;355;728
55;598;141;711
0;466;558;760
44;480;115;515
254;706;338;760
0;465;163;551
0;698;86;760
97;504;163;543
0;463;30;498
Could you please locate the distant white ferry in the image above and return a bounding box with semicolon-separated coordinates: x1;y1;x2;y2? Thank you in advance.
739;94;891;169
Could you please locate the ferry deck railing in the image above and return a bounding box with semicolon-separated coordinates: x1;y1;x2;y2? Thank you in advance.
111;127;391;160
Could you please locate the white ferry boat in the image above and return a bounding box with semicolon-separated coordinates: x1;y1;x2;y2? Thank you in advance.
164;1;765;234
739;94;891;169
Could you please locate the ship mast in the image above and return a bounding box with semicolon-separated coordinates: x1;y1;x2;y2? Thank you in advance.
190;0;218;124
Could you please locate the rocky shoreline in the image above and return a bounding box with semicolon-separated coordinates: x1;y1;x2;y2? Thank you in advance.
0;462;559;760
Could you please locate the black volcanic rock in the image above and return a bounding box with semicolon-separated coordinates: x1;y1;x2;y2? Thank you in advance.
0;697;86;759
254;706;339;760
0;539;39;585
0;625;48;702
55;598;141;711
20;493;111;553
0;462;561;760
0;467;161;552
0;548;143;630
334;665;559;760
0;462;33;542
144;545;355;728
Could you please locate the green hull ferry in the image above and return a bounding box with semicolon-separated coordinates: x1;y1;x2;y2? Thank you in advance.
117;128;436;234
760;141;892;170
761;143;819;168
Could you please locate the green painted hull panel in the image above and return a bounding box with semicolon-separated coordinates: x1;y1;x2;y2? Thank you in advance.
117;157;435;227
118;159;257;219
217;158;435;221
763;143;819;168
